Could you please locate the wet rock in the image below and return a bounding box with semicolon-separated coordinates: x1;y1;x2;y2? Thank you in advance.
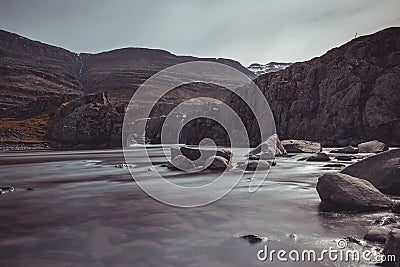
341;149;400;195
281;140;322;153
374;217;397;226
383;229;400;267
240;234;264;244
170;155;196;171
323;163;346;168
330;145;358;154
316;173;393;211
364;227;391;243
306;152;330;162
246;134;287;159
204;156;229;171
0;186;14;195
358;140;389;153
237;160;270;171
335;155;353;161
26;188;34;191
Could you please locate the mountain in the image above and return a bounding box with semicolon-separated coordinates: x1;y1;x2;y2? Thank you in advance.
0;29;254;145
247;62;292;76
230;27;400;146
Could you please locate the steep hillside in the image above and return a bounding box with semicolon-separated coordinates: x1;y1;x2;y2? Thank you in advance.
231;27;400;146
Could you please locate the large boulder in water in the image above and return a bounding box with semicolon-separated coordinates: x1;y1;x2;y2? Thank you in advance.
383;228;400;267
247;134;287;159
316;173;393;211
170;155;196;171
205;156;229;171
358;140;389;153
341;149;400;195
281;140;322;153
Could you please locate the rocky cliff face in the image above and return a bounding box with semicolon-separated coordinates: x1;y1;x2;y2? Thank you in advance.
231;27;400;146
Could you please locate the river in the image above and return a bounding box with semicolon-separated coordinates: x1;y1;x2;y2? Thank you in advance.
0;147;393;266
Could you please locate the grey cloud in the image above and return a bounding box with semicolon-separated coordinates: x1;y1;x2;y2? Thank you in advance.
0;0;399;66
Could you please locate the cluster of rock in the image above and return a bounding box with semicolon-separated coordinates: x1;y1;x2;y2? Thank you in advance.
167;146;231;171
315;148;399;265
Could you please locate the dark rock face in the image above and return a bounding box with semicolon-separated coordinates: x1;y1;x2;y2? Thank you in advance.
229;27;400;146
316;173;393;211
341;149;400;195
52;93;124;147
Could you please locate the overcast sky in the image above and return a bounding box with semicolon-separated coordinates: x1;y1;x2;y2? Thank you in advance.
1;0;399;66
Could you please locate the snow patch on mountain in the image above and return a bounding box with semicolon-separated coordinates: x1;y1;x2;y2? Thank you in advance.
247;62;292;76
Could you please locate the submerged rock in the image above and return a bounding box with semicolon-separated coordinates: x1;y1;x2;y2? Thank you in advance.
364;227;391;243
330;145;358;154
341;149;400;195
335;155;353;161
316;173;393;211
281;140;322;153
323;163;346;168
306;152;330;162
358;140;389;153
240;234;264;244
383;229;400;267
237;160;270;171
0;186;14;195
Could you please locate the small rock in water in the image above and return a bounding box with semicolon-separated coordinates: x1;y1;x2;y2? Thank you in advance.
306;152;330;162
240;234;264;244
115;163;134;169
374;217;397;226
237;160;270;171
335;155;353;161
0;186;15;195
26;187;34;191
358;140;389;153
289;233;297;240
330;145;358;154
323;163;346;168
281;140;321;153
204;156;229;171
